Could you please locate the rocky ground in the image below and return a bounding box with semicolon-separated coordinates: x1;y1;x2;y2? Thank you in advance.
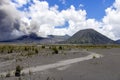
0;45;120;80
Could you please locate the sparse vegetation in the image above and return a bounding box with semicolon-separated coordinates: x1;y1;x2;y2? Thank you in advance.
0;74;4;78
41;45;45;49
0;44;120;55
52;47;59;54
6;72;11;77
0;44;120;80
93;55;96;59
15;65;23;77
58;46;63;50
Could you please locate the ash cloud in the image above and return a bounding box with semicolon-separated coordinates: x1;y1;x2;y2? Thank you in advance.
0;0;120;41
0;0;23;41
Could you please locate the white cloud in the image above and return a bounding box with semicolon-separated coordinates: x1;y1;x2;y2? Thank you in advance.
79;4;84;8
26;4;89;37
1;0;119;41
59;0;66;5
11;0;31;8
102;0;120;40
25;1;66;37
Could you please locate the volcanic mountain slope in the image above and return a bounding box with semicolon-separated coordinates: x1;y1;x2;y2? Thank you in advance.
28;34;70;44
115;40;120;44
64;29;114;44
0;33;45;43
0;33;70;44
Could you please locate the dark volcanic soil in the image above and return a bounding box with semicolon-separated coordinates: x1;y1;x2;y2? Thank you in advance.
0;48;120;80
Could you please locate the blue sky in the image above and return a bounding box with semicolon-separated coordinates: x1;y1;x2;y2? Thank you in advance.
45;0;114;20
1;0;120;41
7;0;120;40
13;0;115;21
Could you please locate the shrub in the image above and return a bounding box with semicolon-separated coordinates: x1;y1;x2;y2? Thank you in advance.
6;72;10;77
35;48;39;54
93;56;96;59
58;46;62;50
41;45;45;49
52;47;58;54
15;65;22;77
25;51;37;57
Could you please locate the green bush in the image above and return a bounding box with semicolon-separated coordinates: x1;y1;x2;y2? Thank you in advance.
15;65;22;77
93;56;96;59
58;46;63;50
35;48;39;54
41;45;45;49
52;47;58;54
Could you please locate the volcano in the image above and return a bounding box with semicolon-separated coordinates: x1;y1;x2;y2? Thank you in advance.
64;29;114;44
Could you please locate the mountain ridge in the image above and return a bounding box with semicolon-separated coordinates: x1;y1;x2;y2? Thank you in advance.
115;39;120;44
0;34;70;44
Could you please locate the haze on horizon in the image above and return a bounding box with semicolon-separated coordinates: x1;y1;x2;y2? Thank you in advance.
0;0;120;41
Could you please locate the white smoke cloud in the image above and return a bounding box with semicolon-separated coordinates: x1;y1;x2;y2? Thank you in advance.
0;0;120;41
0;0;24;41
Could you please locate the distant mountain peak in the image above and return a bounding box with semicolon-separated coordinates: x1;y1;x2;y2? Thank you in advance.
115;39;120;44
64;29;114;44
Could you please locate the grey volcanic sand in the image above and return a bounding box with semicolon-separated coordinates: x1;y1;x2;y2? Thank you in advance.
0;48;120;80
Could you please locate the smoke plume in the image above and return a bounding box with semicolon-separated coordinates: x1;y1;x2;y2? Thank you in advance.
0;0;24;41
